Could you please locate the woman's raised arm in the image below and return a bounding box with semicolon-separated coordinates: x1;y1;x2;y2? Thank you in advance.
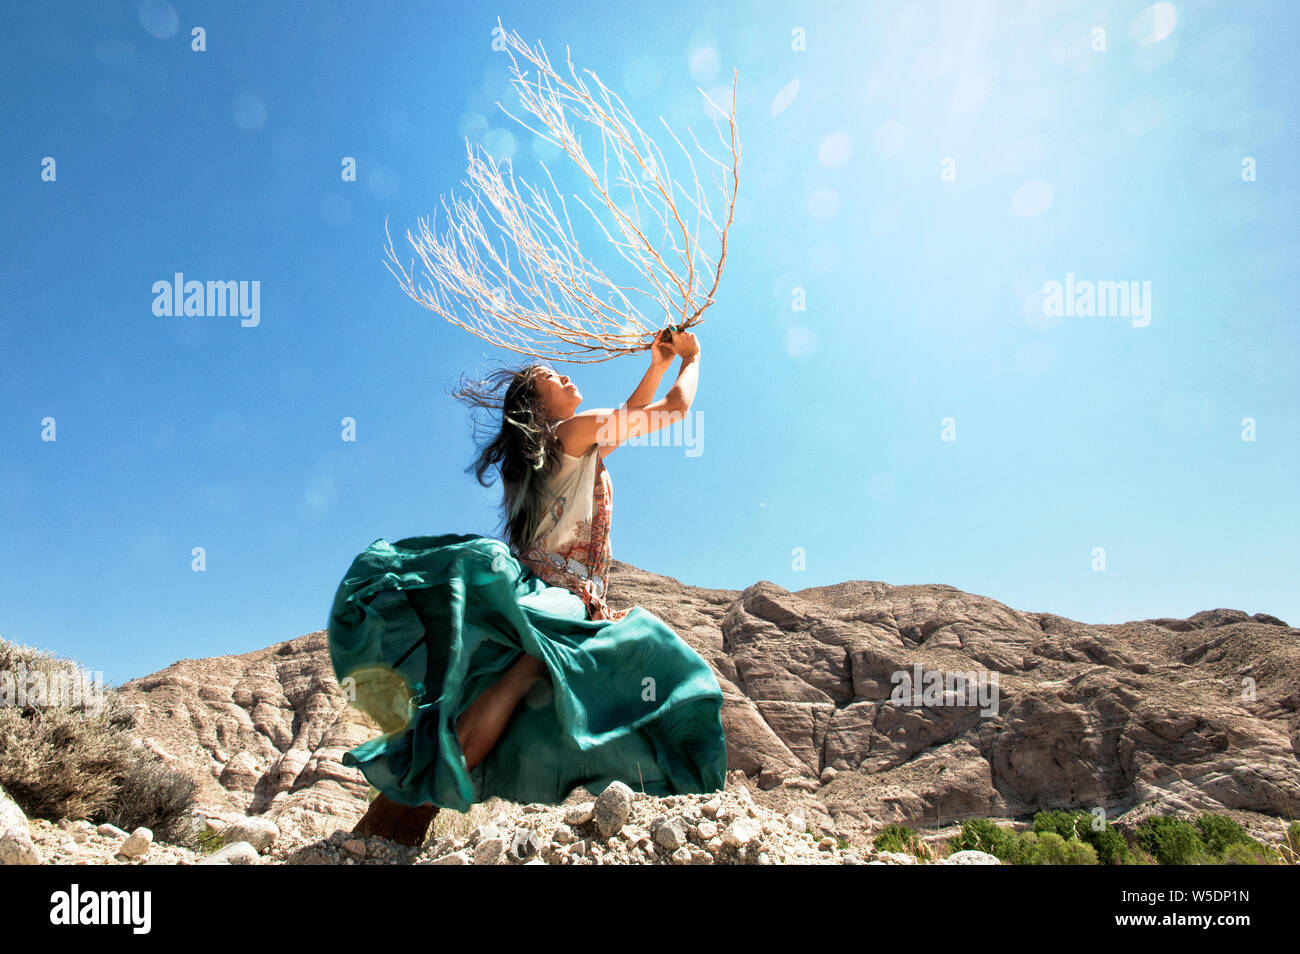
556;331;700;459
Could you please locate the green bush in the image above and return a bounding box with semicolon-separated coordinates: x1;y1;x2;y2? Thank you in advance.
1195;814;1251;856
873;823;930;859
951;810;1292;866
1136;815;1209;865
949;818;1031;865
1032;809;1083;840
1221;841;1277;865
1027;830;1099;865
1029;809;1130;864
1089;824;1131;865
0;636;199;847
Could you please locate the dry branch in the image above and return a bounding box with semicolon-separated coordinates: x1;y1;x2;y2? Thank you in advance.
384;18;741;363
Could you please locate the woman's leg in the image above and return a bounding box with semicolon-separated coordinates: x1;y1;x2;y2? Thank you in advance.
456;652;548;769
351;653;547;846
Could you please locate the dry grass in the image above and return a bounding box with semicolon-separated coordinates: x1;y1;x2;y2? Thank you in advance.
0;636;199;845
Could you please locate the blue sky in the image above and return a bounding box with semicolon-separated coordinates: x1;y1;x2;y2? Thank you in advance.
1;0;1296;685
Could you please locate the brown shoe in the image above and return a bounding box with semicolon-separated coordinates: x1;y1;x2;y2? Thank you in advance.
351;792;439;847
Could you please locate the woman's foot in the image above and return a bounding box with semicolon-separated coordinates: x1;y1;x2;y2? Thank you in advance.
351;793;439;847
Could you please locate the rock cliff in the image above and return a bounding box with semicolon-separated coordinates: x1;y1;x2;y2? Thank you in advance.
114;561;1300;841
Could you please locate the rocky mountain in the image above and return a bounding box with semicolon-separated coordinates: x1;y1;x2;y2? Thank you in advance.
114;561;1300;844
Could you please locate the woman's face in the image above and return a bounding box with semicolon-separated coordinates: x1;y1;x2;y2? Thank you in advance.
534;366;581;420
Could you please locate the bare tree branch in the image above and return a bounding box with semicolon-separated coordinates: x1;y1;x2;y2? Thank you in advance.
384;18;742;363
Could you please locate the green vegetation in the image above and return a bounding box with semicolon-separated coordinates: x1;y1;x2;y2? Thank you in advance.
948;810;1117;865
196;829;226;855
942;808;1288;865
948;817;1033;864
1134;813;1282;866
872;822;933;860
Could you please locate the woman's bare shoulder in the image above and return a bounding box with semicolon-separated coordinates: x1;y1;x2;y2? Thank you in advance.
556;410;614;459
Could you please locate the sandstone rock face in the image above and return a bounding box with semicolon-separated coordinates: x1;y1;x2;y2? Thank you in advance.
114;630;382;840
114;561;1300;839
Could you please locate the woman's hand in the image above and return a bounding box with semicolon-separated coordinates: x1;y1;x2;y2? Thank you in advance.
671;329;700;360
650;328;676;366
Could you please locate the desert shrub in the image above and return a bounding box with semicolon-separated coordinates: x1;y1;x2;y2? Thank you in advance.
0;636;198;846
873;823;930;859
949;818;1031;864
1059;836;1101;865
1030;809;1130;864
1221;841;1278;865
1136;815;1208;865
1194;814;1251;857
1028;830;1099;865
96;753;199;847
1032;809;1083;840
1088;824;1131;865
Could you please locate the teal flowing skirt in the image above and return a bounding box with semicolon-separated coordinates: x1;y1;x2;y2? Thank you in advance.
326;533;728;813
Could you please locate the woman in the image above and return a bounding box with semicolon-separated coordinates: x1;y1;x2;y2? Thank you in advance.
326;328;726;847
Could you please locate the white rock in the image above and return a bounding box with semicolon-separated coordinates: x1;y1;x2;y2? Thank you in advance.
427;835;457;857
222;815;280;853
421;850;470;865
564;802;594;826
0;829;40;865
198;841;260;865
942;850;1002;865
468;823;501;846
473;837;505;865
723;817;760;848
118;827;154;858
0;785;40;865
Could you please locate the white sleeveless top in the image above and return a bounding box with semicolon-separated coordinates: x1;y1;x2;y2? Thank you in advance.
516;445;629;622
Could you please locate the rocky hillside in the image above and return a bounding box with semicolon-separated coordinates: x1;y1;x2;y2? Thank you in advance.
113;561;1300;848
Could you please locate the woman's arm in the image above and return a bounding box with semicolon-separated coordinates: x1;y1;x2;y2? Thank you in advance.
625;329;674;409
664;350;699;413
556;331;700;458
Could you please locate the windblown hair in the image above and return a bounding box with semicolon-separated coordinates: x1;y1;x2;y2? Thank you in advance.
450;363;566;558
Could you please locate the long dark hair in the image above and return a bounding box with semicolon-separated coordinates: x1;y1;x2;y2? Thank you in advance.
450;362;566;558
